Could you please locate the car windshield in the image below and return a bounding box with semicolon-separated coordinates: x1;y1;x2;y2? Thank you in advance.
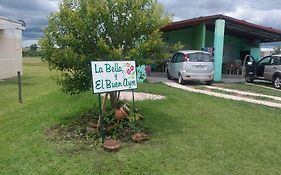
189;53;211;62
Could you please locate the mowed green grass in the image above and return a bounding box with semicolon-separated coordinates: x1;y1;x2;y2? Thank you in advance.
1;58;281;174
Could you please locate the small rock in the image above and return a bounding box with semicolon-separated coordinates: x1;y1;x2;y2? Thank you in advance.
103;139;121;152
132;132;149;142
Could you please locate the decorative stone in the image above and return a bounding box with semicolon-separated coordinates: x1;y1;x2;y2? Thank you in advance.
132;132;149;142
103;139;121;152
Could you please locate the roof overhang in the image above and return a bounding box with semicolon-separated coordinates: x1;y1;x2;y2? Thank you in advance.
0;16;25;30
0;24;25;30
162;14;281;43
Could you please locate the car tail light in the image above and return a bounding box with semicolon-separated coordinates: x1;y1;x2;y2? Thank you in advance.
183;54;190;62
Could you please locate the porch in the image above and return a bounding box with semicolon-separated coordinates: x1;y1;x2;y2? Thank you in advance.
162;14;281;82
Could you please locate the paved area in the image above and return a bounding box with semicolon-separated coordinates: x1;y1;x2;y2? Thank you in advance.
103;92;165;101
119;92;165;101
146;72;281;109
147;72;246;83
147;72;168;83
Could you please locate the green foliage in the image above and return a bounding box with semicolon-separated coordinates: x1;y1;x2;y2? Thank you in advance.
22;50;42;57
22;45;42;57
40;0;174;94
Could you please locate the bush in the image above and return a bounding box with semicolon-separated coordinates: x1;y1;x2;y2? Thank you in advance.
22;50;42;57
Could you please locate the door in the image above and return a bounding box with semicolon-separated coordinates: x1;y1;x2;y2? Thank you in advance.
185;52;213;74
174;53;184;77
169;53;178;78
256;56;271;77
264;56;281;80
242;55;256;77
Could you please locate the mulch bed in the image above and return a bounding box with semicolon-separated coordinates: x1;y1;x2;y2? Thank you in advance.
45;109;149;149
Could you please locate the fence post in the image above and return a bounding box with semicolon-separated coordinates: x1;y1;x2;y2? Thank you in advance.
17;71;23;103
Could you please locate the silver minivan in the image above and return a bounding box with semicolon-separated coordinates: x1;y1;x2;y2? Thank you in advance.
167;50;214;85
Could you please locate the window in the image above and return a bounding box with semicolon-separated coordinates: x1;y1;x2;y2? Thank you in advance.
171;54;178;63
258;56;271;65
189;53;211;62
244;55;255;65
269;56;281;65
172;53;184;63
175;53;184;63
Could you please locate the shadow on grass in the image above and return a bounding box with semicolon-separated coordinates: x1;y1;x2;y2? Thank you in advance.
0;76;52;87
138;101;187;139
57;104;99;125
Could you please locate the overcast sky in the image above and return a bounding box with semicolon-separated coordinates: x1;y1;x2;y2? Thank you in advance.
0;0;281;47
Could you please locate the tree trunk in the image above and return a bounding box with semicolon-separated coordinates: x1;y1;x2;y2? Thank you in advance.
98;92;117;129
117;91;121;101
109;92;118;109
102;93;108;113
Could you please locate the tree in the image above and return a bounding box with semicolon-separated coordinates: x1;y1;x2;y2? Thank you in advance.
30;44;38;51
40;0;178;108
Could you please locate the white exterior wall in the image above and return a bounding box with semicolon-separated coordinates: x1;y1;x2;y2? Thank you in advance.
0;17;24;80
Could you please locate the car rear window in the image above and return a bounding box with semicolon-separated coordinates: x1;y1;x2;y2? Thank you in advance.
189;53;211;62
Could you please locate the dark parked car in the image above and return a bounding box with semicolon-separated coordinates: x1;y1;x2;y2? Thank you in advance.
243;54;281;89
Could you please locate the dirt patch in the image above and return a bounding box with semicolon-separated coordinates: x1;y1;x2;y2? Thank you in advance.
45;110;100;146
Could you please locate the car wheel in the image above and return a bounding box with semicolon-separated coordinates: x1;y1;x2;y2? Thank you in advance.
206;81;213;85
167;71;171;80
178;74;184;85
245;76;254;83
273;76;281;89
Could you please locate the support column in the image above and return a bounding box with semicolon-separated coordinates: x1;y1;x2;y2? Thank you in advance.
201;24;206;49
213;19;225;82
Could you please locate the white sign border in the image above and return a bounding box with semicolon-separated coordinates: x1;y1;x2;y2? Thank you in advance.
91;61;138;94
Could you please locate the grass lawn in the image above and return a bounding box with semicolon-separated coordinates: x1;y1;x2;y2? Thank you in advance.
216;83;281;97
1;58;281;174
